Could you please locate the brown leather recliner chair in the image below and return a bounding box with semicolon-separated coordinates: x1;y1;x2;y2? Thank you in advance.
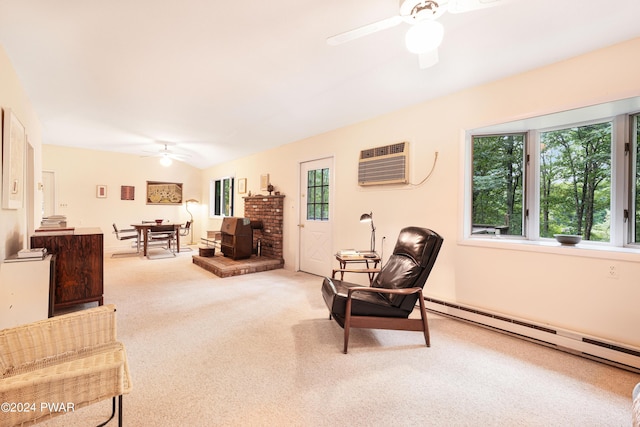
321;226;443;353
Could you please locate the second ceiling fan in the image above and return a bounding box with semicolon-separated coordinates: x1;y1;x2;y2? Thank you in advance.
327;0;509;69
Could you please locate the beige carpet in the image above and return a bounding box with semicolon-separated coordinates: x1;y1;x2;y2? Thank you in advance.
37;251;640;426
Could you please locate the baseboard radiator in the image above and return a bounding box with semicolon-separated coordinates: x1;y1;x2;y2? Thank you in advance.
424;297;640;373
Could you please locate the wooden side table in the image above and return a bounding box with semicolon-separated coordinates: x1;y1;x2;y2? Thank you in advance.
332;251;381;284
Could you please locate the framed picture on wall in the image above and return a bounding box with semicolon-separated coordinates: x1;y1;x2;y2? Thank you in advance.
238;178;247;194
146;181;183;205
2;108;26;209
121;185;135;200
96;185;107;198
260;174;269;191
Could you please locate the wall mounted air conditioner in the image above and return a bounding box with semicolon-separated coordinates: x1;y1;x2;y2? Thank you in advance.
358;142;409;186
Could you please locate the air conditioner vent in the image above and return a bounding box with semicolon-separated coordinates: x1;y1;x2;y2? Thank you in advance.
358;142;409;186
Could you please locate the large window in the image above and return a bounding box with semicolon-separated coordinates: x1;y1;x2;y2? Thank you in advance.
209;177;234;217
467;98;640;249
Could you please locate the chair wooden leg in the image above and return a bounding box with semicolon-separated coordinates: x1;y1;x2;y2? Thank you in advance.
343;326;350;354
344;299;352;354
418;296;430;347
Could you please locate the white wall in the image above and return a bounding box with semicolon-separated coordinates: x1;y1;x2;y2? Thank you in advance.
42;145;202;252
0;45;42;262
202;37;640;348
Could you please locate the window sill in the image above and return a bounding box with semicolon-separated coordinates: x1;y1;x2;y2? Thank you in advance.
460;237;640;262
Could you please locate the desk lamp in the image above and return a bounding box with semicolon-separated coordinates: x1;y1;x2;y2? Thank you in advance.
185;199;199;245
359;212;376;254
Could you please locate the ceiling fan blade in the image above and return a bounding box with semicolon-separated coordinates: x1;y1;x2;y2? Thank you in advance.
327;15;404;46
447;0;507;14
418;49;439;69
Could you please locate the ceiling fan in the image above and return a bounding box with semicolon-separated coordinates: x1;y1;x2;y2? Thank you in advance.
143;142;190;167
327;0;508;69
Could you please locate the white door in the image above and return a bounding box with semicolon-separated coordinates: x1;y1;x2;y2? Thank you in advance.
42;171;56;217
299;157;333;276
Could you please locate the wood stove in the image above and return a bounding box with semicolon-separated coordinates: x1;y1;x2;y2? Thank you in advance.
220;217;253;260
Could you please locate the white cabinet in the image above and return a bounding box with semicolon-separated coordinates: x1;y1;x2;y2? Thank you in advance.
0;255;53;329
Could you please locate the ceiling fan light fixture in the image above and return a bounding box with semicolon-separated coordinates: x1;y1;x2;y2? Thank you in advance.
405;20;444;54
160;154;172;167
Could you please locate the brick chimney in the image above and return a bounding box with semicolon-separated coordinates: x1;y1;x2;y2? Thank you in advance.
243;195;284;260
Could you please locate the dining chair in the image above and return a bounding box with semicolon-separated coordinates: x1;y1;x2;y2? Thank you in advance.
146;224;177;259
111;224;140;257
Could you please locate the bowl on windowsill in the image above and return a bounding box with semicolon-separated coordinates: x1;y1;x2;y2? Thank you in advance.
554;234;582;246
155;219;164;225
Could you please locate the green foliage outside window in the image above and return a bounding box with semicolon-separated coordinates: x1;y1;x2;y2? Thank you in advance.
211;177;234;217
307;168;329;221
539;122;611;241
472;134;525;236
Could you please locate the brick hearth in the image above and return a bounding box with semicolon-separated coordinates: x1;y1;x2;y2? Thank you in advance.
192;194;285;277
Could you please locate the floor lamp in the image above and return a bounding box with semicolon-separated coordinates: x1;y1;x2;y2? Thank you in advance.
185;199;199;245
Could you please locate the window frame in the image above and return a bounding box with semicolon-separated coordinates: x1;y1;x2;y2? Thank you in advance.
306;167;330;221
627;112;640;245
470;132;528;239
209;176;234;218
464;99;640;254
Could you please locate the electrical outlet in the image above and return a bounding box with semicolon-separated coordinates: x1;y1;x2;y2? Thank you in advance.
607;264;619;280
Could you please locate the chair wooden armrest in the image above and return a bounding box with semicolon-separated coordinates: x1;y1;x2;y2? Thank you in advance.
346;286;423;298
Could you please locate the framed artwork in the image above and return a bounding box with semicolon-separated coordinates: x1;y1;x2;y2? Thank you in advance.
2;109;26;209
96;185;107;198
146;181;183;205
260;174;270;191
121;185;135;200
238;178;247;194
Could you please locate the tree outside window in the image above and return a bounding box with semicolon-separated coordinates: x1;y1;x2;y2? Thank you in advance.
210;177;234;217
472;134;525;236
307;168;329;221
539;122;611;241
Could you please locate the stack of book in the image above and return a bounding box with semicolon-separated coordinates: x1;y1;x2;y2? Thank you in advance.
5;248;48;262
41;215;67;228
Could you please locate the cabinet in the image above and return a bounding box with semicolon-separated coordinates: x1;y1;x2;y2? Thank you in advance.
31;227;103;311
0;255;54;329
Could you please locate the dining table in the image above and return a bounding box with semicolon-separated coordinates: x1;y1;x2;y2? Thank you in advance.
131;223;183;256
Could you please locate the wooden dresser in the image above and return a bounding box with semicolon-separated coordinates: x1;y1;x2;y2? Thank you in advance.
31;227;104;312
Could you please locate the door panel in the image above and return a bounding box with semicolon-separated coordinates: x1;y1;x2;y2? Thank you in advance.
299;158;333;276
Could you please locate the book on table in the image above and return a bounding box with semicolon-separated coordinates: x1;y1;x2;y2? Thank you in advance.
17;248;47;259
337;249;358;257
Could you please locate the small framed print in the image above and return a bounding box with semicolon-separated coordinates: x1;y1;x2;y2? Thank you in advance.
260;174;269;191
121;185;135;200
238;178;247;194
96;185;107;198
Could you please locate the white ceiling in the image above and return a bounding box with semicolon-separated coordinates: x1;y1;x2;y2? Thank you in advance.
1;0;640;169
